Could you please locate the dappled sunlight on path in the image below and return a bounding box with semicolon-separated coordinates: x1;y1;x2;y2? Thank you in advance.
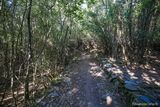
69;54;124;107
38;54;125;107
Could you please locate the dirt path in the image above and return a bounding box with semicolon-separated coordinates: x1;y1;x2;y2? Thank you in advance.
38;54;124;107
67;54;124;107
70;58;103;107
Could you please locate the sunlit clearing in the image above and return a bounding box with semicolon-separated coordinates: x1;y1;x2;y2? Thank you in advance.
106;96;112;105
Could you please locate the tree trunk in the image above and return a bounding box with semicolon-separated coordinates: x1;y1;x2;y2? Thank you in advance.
25;0;33;105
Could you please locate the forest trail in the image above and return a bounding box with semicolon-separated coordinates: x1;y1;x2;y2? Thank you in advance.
68;53;124;107
70;54;106;107
1;1;160;106
38;53;124;107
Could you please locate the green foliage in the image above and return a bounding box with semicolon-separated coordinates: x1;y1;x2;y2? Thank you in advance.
88;0;96;4
0;0;160;106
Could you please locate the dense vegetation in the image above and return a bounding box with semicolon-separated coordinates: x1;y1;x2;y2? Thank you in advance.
0;0;160;106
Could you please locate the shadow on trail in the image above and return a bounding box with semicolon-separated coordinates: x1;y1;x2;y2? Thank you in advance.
69;53;124;107
37;53;124;107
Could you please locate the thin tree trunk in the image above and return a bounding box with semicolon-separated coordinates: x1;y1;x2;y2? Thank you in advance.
24;0;33;105
10;0;17;106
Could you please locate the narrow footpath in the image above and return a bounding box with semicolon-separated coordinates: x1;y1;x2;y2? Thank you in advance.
38;54;125;107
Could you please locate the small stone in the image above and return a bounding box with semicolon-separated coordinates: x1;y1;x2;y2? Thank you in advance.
101;93;113;101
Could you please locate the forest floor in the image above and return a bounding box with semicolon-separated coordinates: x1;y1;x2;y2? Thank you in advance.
1;51;159;107
37;53;125;107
